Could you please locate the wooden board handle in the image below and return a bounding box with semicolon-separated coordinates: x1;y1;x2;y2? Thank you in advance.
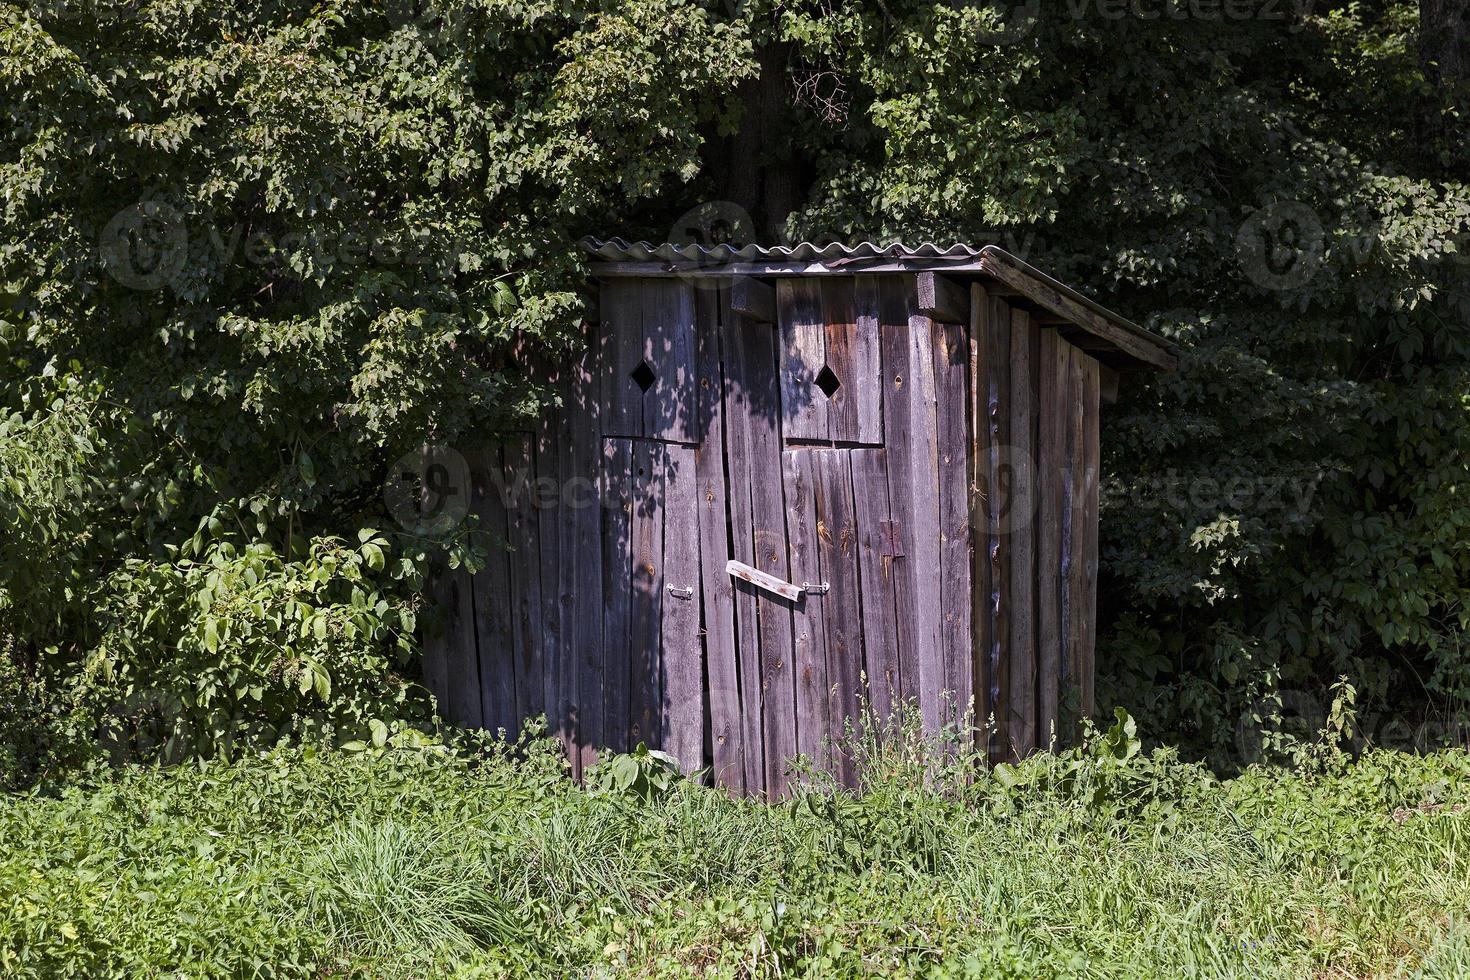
726;560;804;602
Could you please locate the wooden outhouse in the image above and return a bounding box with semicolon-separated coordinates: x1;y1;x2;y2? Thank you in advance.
422;241;1176;796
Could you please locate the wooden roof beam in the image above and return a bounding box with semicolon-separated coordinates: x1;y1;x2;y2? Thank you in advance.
916;272;968;324
976;249;1177;371
729;276;776;323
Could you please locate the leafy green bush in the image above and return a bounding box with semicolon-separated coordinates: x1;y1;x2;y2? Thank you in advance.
2;724;1468;978
586;741;687;802
0;385;445;786
86;532;430;764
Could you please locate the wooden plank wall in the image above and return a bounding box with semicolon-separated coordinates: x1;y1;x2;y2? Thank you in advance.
420;273;1105;793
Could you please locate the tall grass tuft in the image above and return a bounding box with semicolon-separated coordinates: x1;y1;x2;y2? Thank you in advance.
298;818;516;967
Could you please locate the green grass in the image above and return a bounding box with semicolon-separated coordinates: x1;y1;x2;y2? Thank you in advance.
1;729;1468;978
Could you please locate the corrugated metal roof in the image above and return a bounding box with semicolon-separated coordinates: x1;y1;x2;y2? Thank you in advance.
580;237;1178;371
582;238;983;263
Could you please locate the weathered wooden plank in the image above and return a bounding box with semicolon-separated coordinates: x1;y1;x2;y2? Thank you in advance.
872;280;913;721
848;277;884;445
885;277;943;734
563;336;603;777
429;560;481;729
534;377;568;763
600;438;634;754
876;279;915;714
420;562;451;722
1007;310;1038;758
502;434;545;730
983;296;1012;758
695;285;744;792
470;444;516;736
1036;329;1067;751
730;275;776;324
628;440;664;748
661;443;704;774
599;280;645;439
752;438;797;799
1061;341;1086;739
916;271;968;325
968;286;994;755
420;433;479;730
1079;355;1102;725
934;319;972;732
852;447;900;723
721;313;779;795
777;278;829;442
784;449;832;774
818;279;858;444
813;449;863;785
727;310;799;797
977;249;1178;371
646;279;697;444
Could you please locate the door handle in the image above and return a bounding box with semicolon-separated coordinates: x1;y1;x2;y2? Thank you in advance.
726;561;827;600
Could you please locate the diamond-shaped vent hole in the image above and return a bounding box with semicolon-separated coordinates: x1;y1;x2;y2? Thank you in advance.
815;365;841;399
630;359;657;393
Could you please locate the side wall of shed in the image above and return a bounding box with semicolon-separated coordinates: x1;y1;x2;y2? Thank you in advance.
971;284;1100;757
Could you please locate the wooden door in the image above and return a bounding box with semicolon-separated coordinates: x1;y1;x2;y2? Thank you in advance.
742;275;972;793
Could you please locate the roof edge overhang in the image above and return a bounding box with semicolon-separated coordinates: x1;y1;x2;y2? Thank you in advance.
581;238;1178;372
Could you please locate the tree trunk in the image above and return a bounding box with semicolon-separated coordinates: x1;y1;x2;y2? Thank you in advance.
708;44;811;244
1420;0;1469;96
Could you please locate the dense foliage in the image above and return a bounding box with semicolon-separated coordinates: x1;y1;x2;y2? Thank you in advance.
1;0;1468;776
2;728;1469;977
